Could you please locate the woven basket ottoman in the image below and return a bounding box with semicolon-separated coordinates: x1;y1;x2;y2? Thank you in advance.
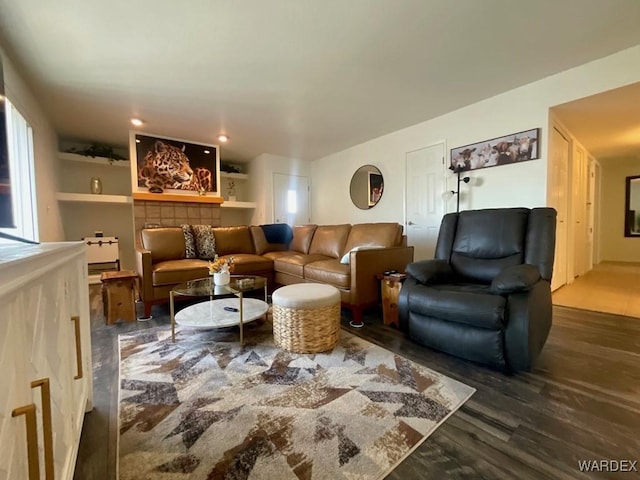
272;283;341;353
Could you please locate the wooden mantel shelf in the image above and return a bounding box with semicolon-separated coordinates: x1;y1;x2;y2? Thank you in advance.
132;192;224;204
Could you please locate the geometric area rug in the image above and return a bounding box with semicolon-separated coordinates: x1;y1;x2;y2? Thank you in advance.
118;323;475;479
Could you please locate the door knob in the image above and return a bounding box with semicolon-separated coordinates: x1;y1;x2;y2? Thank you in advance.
407;221;415;225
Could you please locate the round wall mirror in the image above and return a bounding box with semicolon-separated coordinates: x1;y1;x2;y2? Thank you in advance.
349;165;384;210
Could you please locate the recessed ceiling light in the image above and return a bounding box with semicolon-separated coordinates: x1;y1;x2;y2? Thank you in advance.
204;150;210;154
217;134;229;143
131;118;144;127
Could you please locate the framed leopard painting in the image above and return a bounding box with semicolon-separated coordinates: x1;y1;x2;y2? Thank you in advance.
130;131;220;196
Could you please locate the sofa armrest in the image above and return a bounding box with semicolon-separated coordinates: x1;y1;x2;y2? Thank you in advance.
490;264;541;294
135;244;154;302
349;246;414;307
406;259;454;285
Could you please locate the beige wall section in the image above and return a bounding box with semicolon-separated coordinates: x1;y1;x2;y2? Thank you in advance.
1;44;63;241
248;153;311;225
220;208;252;226
600;157;640;263
311;45;640;225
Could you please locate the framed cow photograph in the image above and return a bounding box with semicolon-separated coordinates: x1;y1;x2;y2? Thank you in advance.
130;131;220;196
450;128;540;172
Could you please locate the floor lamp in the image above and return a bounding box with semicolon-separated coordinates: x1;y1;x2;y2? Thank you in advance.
442;165;471;213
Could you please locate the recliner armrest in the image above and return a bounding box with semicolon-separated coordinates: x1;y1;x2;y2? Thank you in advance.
490;264;540;294
406;260;454;285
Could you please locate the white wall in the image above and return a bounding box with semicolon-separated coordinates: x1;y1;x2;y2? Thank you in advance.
248;153;311;225
1;45;63;241
311;45;640;226
600;157;640;262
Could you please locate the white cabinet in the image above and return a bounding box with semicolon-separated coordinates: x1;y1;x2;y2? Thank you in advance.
0;242;93;480
56;152;135;270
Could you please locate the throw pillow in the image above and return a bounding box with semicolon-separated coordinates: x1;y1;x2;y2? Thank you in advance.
181;224;197;259
261;223;294;244
340;245;384;264
191;224;217;259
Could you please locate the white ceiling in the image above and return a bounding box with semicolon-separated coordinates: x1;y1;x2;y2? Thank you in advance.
552;82;640;161
1;0;640;162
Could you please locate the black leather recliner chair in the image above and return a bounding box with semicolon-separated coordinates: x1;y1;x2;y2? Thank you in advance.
398;207;557;371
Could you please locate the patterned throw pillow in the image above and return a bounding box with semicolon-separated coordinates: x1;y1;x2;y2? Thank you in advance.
191;224;217;259
181;224;197;259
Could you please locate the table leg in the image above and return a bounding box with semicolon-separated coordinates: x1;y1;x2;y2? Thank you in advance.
170;291;176;343
239;292;244;345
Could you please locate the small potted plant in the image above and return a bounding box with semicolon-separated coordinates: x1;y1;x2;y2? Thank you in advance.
208;255;234;285
227;180;236;202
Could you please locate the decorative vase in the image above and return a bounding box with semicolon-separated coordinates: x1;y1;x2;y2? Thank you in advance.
213;271;230;285
90;177;103;194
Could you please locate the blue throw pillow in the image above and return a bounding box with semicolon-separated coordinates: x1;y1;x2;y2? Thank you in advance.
261;223;294;244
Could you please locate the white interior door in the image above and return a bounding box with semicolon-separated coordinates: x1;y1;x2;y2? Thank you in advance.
549;127;569;291
405;143;445;261
273;173;310;225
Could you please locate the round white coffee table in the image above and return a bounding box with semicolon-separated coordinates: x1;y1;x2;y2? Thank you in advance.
174;298;268;330
170;275;268;344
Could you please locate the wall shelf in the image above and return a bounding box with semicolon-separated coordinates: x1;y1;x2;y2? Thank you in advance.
59;152;130;168
221;200;256;209
220;172;249;180
56;192;133;204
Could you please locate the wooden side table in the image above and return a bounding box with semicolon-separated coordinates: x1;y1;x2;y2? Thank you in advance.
379;273;407;327
101;270;138;324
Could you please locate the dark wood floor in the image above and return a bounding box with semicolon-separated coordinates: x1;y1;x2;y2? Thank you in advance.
74;286;640;479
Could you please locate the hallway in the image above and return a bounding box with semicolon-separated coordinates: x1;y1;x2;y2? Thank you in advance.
552;262;640;318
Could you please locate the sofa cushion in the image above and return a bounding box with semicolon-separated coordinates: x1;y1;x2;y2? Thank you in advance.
141;227;186;263
152;259;209;285
304;259;350;288
407;283;506;330
308;224;351;258
290;225;317;254
342;223;401;254
250;226;290;255
262;250;298;261
274;254;332;278
213;226;255;256
218;253;273;274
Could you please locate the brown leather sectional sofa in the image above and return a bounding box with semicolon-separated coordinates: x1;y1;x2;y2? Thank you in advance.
135;223;414;322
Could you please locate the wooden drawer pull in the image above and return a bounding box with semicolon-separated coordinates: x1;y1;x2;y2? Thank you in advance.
31;378;54;480
11;403;40;480
71;316;83;380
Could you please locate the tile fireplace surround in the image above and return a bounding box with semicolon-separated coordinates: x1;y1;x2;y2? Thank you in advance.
133;199;221;230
